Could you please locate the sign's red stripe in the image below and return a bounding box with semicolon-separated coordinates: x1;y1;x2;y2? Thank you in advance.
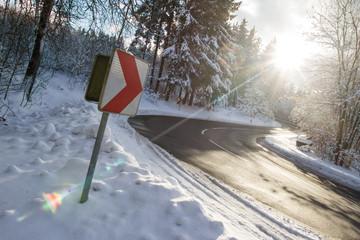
102;50;143;113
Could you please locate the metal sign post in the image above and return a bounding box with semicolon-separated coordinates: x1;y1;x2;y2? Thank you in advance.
80;112;109;203
177;97;183;111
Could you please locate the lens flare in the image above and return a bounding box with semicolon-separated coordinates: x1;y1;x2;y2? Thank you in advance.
41;189;72;214
105;158;125;173
42;193;63;213
16;211;33;222
215;98;223;104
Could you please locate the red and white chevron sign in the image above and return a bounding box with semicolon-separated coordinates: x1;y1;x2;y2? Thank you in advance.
99;50;149;115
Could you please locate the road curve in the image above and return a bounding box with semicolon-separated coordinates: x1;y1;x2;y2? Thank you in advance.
128;115;360;239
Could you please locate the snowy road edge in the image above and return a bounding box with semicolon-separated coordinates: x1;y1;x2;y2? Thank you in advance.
262;137;360;192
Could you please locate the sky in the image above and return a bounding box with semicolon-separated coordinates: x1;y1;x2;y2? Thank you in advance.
235;0;314;46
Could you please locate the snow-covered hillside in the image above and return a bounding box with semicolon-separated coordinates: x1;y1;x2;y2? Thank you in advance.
0;73;333;239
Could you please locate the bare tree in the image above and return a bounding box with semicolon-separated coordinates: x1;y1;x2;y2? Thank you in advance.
0;3;34;99
295;0;360;168
22;0;54;102
22;0;131;102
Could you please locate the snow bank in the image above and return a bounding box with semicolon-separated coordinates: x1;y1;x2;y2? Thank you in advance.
0;103;224;240
138;91;280;128
263;135;360;192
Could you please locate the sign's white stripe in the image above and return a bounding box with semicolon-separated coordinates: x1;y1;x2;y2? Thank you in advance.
100;53;127;108
135;58;149;88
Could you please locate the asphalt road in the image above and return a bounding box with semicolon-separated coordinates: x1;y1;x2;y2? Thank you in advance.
128;115;360;239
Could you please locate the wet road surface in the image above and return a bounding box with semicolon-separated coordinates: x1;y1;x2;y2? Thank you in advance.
128;115;360;239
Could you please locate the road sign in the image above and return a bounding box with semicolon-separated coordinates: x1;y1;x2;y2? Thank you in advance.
85;54;110;103
80;50;149;204
98;49;149;116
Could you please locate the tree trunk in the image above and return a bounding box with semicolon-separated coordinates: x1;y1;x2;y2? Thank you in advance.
164;82;169;96
149;23;162;88
155;56;166;93
142;38;149;60
182;86;189;104
178;87;182;99
155;11;174;93
165;83;173;101
188;89;195;106
23;0;54;102
334;103;348;165
232;85;238;107
154;78;161;93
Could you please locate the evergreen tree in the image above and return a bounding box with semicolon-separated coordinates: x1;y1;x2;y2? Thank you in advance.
128;0;153;59
129;0;180;89
164;0;240;105
154;0;179;94
230;19;262;105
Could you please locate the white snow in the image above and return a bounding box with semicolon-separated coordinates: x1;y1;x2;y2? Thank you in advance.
139;91;280;128
264;135;360;192
0;101;224;240
1;72;353;240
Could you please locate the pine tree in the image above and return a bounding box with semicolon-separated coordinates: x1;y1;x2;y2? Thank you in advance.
163;0;240;105
129;0;179;89
230;19;262;105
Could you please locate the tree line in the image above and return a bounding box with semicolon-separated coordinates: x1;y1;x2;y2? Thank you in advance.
0;0;281;117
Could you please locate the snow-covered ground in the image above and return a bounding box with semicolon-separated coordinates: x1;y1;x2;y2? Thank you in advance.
263;135;360;192
138;91;281;128
2;72;358;239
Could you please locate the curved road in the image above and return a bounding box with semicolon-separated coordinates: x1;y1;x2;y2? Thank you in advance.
128;115;360;239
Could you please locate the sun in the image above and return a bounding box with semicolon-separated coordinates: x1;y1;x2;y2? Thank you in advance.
274;35;311;70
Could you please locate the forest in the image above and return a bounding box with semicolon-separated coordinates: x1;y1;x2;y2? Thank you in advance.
0;0;359;171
